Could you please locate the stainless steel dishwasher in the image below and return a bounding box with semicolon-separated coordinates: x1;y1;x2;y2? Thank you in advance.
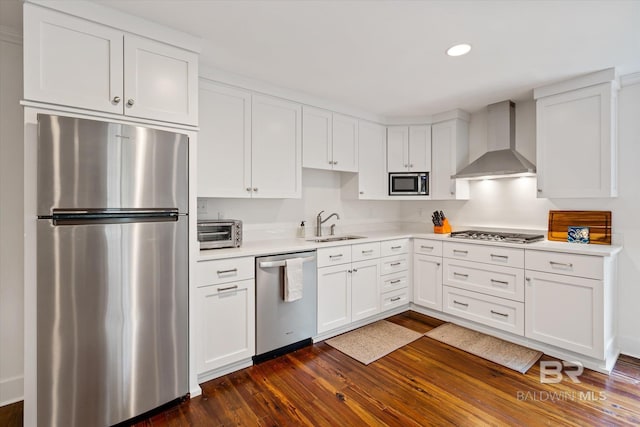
254;251;317;363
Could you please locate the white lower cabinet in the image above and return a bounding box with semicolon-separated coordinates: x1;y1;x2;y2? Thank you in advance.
317;263;352;333
196;257;255;375
351;260;381;322
413;253;442;311
196;279;255;373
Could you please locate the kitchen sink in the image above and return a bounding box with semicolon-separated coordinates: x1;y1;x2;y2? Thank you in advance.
306;235;365;243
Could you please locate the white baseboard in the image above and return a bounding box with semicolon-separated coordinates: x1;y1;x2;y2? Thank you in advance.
618;336;640;359
0;375;24;407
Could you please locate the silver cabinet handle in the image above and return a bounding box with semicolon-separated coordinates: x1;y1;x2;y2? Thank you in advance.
490;279;509;286
453;300;469;307
334;161;338;165
348;269;352;273
361;250;374;254
126;99;135;107
246;187;252;192
453;249;468;255
218;285;238;292
491;310;509;317
253;187;258;192
391;296;401;302
390;262;401;266
537;189;542;193
112;96;121;104
421;245;434;250
436;262;441;266
390;279;402;284
453;272;469;278
409;164;413;168
391;245;402;249
491;254;508;260
359;191;364;195
217;268;238;275
550;261;573;268
329;254;343;258
352;268;358;273
404;164;408;168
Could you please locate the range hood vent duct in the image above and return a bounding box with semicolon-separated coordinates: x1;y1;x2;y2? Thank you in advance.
452;100;536;179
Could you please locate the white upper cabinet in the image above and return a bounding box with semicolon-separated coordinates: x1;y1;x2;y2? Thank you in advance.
23;3;198;126
251;94;302;198
346;121;387;199
303;107;358;172
198;81;252;198
387;125;431;172
534;69;618;198
431;118;469;200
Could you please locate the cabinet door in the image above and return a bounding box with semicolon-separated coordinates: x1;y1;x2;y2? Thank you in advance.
198;81;252;197
351;260;380;322
332;114;359;172
317;264;352;333
525;271;603;358
413;253;442;311
23;4;124;114
357;121;387;199
196;279;255;374
387;126;409;172
124;35;198;125
251;95;302;198
431;120;469;200
408;125;431;172
536;83;616;198
302;106;333;170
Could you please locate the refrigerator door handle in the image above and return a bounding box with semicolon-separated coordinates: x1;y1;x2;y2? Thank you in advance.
49;209;180;225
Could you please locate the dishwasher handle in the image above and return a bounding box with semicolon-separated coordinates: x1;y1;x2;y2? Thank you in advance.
259;255;315;268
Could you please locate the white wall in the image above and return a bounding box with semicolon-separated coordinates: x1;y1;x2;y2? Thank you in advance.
402;84;640;357
0;28;24;405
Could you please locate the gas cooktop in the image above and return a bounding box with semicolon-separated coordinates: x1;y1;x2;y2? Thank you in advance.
449;230;545;244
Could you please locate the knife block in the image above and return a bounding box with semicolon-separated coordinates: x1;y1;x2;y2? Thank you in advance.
434;219;451;234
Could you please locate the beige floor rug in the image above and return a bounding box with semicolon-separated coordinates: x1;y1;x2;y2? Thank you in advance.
425;323;543;374
325;320;422;365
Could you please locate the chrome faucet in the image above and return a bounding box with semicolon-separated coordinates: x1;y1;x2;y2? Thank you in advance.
316;210;340;237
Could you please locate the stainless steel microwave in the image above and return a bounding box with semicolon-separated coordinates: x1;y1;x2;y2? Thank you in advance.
197;219;242;249
389;172;429;196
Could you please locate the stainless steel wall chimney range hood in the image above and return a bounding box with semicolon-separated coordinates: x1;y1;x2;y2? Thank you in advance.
452;100;536;180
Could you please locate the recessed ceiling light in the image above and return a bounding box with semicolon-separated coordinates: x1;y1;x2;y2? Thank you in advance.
446;43;471;57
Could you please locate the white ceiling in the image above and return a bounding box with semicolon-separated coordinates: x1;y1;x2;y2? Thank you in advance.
8;1;640;117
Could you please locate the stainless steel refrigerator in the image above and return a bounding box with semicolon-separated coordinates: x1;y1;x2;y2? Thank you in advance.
36;114;189;426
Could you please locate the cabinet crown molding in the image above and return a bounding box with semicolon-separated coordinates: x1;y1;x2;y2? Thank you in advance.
533;67;618;99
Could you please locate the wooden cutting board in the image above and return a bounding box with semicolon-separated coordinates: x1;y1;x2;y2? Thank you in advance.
547;210;612;245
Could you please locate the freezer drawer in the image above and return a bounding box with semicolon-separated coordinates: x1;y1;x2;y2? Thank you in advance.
36;216;188;426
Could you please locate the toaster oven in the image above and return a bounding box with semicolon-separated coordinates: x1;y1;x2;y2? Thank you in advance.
197;219;242;249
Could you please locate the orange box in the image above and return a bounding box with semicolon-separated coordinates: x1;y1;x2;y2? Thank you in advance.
434;218;451;234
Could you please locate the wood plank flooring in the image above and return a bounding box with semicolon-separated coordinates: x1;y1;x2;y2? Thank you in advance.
2;311;639;426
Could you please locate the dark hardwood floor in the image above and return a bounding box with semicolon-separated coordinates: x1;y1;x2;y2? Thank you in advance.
3;311;639;426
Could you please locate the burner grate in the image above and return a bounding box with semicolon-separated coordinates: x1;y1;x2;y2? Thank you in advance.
449;230;544;244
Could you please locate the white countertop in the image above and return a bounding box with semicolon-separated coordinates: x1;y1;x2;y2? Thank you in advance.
198;230;622;261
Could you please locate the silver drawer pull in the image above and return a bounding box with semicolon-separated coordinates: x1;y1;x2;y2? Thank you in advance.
329;254;343;259
453;300;469;307
390;279;402;284
390;262;402;266
217;268;238;275
391;245;402;249
420;245;434;250
218;285;238;292
390;296;401;302
453;249;468;255
550;261;573;268
361;250;374;254
491;310;509;317
453;272;469;278
490;279;509;286
491;254;508;260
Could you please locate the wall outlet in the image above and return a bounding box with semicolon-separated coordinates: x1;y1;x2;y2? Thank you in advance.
197;200;207;214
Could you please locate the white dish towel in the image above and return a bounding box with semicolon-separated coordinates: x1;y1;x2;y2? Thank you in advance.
284;257;304;302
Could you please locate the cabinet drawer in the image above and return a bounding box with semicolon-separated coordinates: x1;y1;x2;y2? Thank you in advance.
414;239;443;256
380;254;409;275
525;250;603;280
442;286;524;336
443;242;524;268
381;239;409;257
351;242;381;262
381;271;409;293
317;246;352;267
196;256;254;287
380;288;409;311
443;259;524;302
